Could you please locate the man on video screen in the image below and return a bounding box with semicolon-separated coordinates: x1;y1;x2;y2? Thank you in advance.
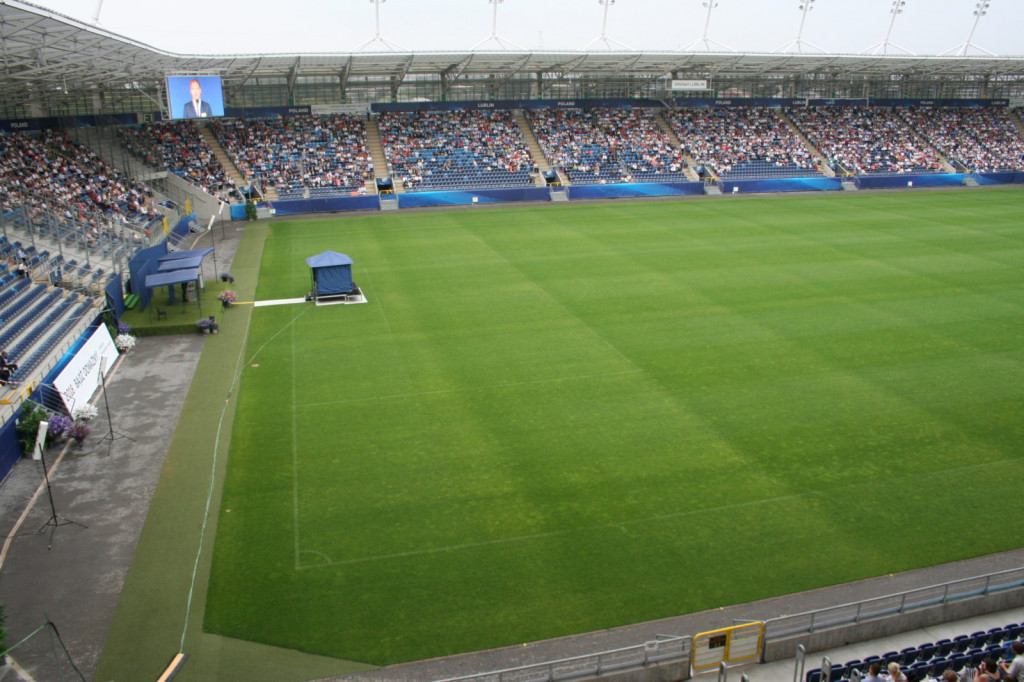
182;79;213;118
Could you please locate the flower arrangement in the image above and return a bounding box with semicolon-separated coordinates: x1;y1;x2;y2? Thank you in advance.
197;317;212;331
218;290;237;305
117;321;132;334
47;414;73;438
219;273;235;283
115;333;136;352
67;421;91;441
73;403;98;421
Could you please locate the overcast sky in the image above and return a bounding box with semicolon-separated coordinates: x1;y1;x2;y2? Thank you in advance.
31;0;1024;57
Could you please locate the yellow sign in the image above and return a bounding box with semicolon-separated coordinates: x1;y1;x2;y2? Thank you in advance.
692;622;764;672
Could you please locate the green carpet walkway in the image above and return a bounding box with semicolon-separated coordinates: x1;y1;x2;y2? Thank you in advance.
94;222;375;682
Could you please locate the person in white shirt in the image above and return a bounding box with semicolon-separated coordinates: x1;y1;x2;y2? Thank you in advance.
1000;641;1024;682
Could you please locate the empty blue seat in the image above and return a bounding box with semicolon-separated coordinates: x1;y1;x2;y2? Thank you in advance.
951;635;971;653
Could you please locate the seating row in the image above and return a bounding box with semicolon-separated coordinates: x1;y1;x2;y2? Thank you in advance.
10;297;93;382
807;622;1023;682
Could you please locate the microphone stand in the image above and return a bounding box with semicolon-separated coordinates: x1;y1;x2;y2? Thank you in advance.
35;424;87;550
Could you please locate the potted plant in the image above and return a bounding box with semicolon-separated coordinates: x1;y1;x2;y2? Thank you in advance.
219;272;235;284
73;404;98;422
15;402;49;457
218;290;237;308
197;318;212;334
47;414;73;440
67;421;91;444
115;332;136;352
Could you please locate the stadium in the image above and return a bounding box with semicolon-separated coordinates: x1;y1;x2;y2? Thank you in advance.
0;0;1023;680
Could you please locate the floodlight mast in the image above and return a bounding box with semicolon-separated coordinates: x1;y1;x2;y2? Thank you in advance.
580;0;634;51
355;0;408;52
942;1;996;57
863;0;913;55
684;0;732;52
775;0;824;54
472;0;524;51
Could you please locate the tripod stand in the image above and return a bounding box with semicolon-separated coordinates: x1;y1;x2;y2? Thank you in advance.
35;424;86;550
98;356;134;447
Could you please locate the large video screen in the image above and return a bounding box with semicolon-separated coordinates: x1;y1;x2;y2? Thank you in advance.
166;75;225;120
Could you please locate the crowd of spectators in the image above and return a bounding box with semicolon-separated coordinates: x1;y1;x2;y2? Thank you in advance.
528;108;689;184
665;107;821;178
117;121;237;201
0;129;160;251
378;110;534;190
900;107;1024;172
786;107;945;175
211;114;374;198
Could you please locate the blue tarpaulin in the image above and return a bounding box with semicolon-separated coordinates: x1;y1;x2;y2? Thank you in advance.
305;251;354;296
145;268;198;288
145;268;203;315
159;247;214;261
158;254;205;271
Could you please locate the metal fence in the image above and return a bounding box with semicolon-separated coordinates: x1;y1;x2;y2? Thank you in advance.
764;567;1024;642
432;566;1024;682
434;635;691;682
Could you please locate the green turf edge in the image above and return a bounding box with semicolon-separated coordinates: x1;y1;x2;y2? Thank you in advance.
93;220;376;682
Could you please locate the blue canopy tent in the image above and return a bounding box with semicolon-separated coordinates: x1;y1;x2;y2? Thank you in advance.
145;267;203;320
305;251;359;303
128;245;215;312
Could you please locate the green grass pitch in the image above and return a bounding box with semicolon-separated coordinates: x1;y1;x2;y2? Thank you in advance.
204;188;1024;665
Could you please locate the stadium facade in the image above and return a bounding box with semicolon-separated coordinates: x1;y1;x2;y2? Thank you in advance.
1;0;1023;121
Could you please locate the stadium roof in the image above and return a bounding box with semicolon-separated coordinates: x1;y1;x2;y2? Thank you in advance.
2;0;1023;113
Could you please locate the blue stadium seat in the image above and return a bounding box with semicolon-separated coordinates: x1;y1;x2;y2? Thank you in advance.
934;639;954;657
950;635;971;653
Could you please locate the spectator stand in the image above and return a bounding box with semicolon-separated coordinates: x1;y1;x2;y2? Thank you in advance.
785;106;946;177
379;109;534;192
528;107;690;186
210;114;373;200
899;107;1024;174
664;107;824;182
117;121;235;201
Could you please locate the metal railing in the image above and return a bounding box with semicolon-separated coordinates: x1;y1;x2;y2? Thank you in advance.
434;635;690;682
764;567;1024;642
433;566;1024;682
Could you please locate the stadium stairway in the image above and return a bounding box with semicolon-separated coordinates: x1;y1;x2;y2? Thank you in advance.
364;117;399;194
197;123;267;200
655;111;702;182
1007;109;1024;140
513;109;557;187
894;110;957;173
779;111;836;178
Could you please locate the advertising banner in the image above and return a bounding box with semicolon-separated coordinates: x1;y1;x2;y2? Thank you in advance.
52;325;118;415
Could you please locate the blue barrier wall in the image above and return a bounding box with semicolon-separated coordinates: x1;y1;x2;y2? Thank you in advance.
170;213;197;242
721;177;843;194
566;182;704;200
128;243;168;310
226;173;1021;220
0;416;21;481
856;173;967;190
396;187;549;208
270;196;380;216
106;276;126;319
